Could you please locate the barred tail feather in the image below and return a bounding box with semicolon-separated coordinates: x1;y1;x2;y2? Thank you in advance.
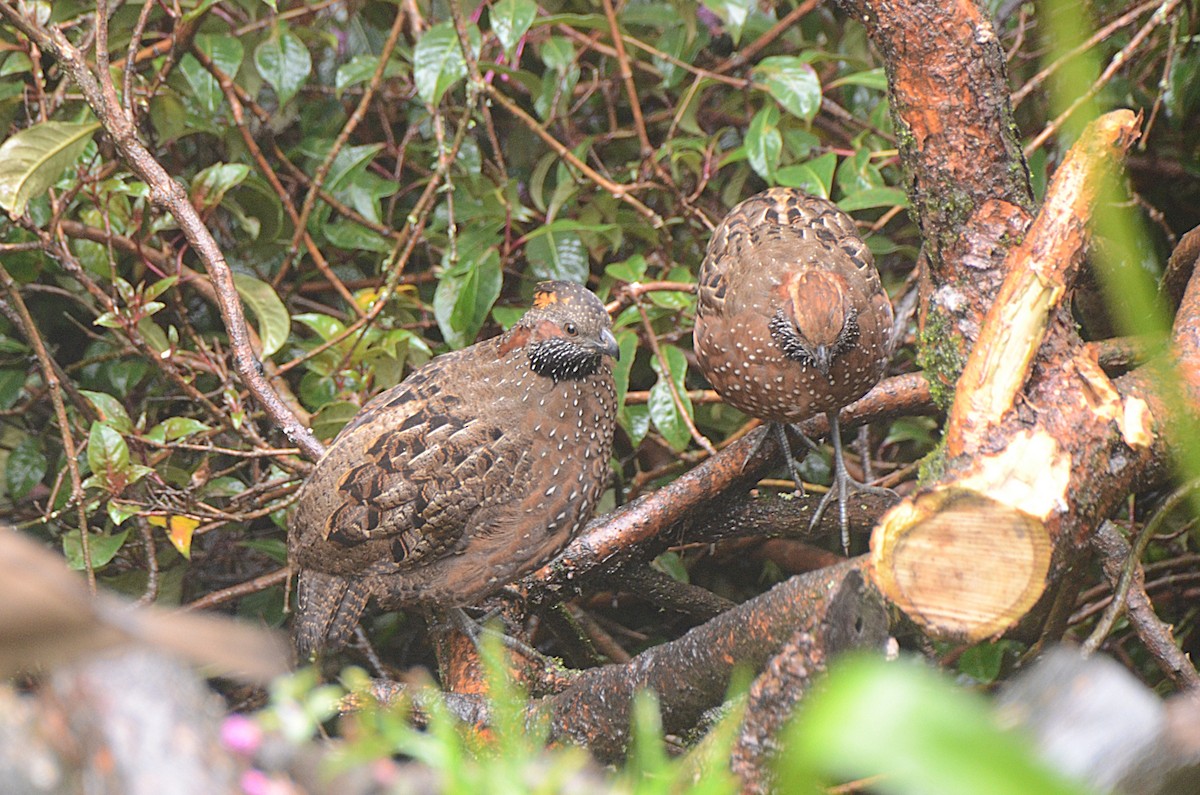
293;570;370;659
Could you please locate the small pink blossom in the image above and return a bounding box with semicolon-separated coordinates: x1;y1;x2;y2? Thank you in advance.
221;714;263;755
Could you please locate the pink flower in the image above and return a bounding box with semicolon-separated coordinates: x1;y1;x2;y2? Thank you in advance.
221;714;263;756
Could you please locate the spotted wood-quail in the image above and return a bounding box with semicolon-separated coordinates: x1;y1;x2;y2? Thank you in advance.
289;281;620;656
693;188;894;551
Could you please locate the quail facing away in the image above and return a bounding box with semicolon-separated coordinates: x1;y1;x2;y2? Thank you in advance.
289;281;620;656
693;188;894;552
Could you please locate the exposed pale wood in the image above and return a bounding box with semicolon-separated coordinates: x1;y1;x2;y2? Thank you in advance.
871;110;1144;642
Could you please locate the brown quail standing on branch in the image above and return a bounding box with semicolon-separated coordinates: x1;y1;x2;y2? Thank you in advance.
693;188;894;552
289;281;620;657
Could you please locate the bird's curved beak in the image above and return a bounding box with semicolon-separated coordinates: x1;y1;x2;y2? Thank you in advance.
597;328;621;360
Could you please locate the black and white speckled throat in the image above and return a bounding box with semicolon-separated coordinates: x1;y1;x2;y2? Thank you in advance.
768;310;861;367
527;338;603;382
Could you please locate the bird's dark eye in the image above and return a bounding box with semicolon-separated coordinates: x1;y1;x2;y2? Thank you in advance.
564;322;578;335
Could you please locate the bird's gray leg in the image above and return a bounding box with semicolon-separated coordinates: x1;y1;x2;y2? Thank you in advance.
808;412;897;554
449;606;544;663
774;422;809;496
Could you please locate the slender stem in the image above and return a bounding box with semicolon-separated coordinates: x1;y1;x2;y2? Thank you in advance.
0;261;95;591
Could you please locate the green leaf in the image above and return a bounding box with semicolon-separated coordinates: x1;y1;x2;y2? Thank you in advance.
539;36;575;71
335;55;380;95
107;500;138;526
883;416;938;450
775;152;838;198
620;402;651;447
754;56;822;122
1166;47;1200;126
745;104;782;183
299;371;336;411
293;312;347;342
957;640;1021;684
80;390;133;434
137;317;171;354
775;164;829;198
322;219;393;254
433;248;503;349
838;186;909;212
240;537;288;564
63;528;129;571
491;0;537;59
652;550;689;583
5;435;47;500
191;162;250;211
701;0;753;44
835;147;884;195
144;275;179;301
780;656;1091;795
0;368;25;410
232;273;289;358
146;417;211;443
87;421;130;489
606;254;648;284
492;306;524;330
0;121;100;216
611;329;639;411
310;400;361;441
648;344;693;451
413;20;481;107
830;67;888;91
179;34;244;115
525;225;588;284
254;26;312;106
646;267;695;311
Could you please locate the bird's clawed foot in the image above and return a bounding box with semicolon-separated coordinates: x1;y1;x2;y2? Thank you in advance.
807;413;898;555
448;607;544;663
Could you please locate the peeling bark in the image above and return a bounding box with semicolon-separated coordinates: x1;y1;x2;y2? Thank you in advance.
868;112;1190;642
542;560;889;760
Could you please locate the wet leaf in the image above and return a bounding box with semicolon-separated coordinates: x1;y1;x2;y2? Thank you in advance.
754;56;822;122
5;435;46;500
413;21;481;106
80;390;133;434
146;417;211;443
491;0;537;59
745;104;782;182
0;120;99;216
254;25;311;106
87;421;130;491
648;344;693;451
148;513;200;558
63;528;129;571
232;273;289;358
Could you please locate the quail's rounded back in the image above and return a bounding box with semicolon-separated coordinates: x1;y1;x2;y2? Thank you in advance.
694;188;893;423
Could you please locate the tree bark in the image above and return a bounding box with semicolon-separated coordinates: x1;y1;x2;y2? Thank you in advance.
870;111;1156;641
835;0;1035;408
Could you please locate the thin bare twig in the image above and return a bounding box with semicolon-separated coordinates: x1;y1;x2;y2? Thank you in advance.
633;295;716;456
715;0;822;73
0;3;324;461
280;5;407;297
185;567;290;610
1025;0;1179;155
1011;0;1162;107
0;261;94;591
481;81;664;228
